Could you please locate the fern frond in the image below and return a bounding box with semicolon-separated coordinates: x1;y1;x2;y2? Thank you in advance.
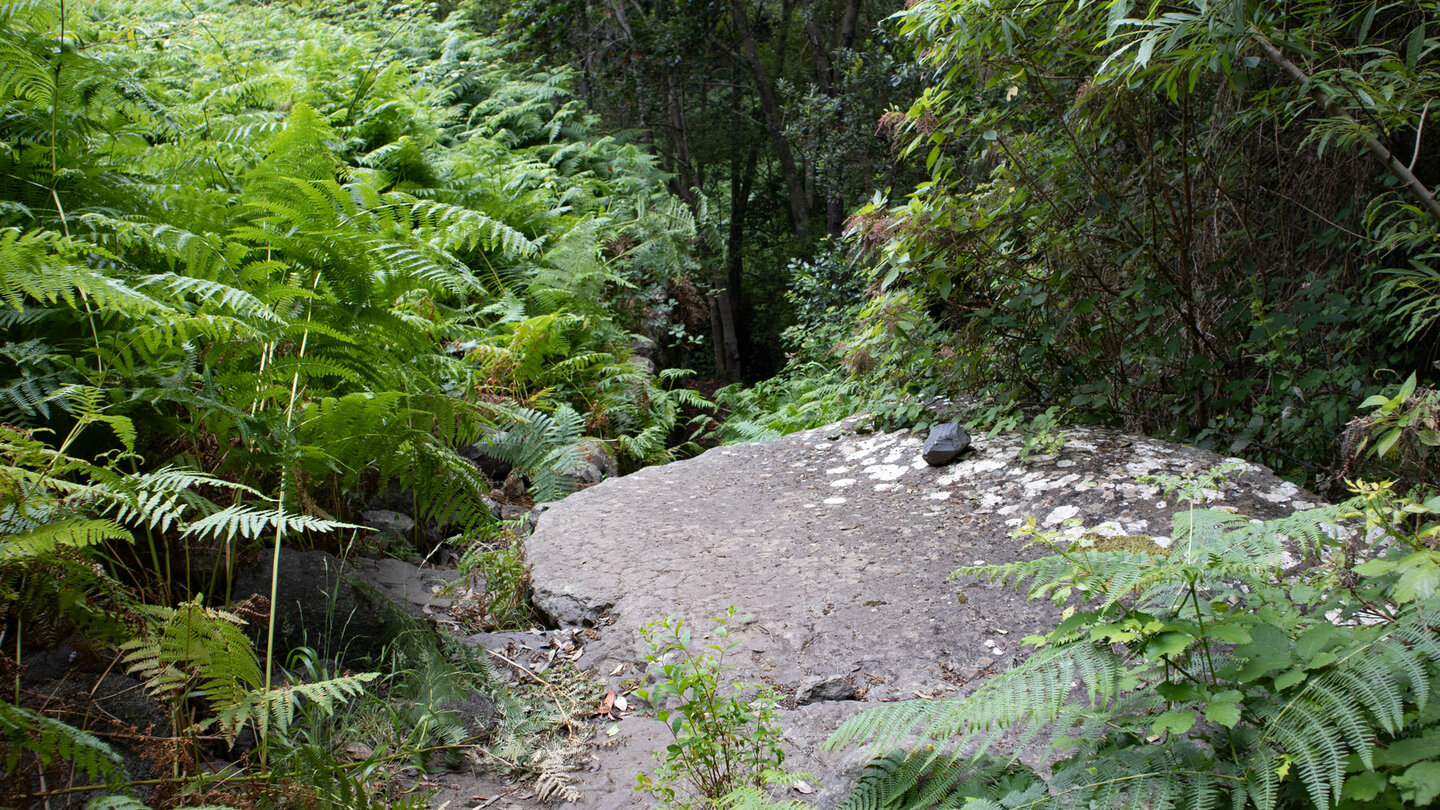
0;702;122;781
221;673;377;741
0;518;130;559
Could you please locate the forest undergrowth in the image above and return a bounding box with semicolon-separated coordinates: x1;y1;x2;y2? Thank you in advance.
0;0;712;805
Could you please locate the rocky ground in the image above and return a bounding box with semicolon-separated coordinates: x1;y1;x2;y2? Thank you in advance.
427;416;1320;810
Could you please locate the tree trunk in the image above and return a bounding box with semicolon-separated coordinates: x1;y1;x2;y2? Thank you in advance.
729;0;811;236
727;141;759;371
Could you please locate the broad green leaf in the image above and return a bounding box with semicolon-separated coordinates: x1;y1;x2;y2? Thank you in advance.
1207;622;1252;644
1342;770;1388;802
1205;692;1243;728
1354;558;1398;576
1156;681;1201;702
1396;761;1440;806
1145;631;1194;659
1151;708;1195;736
1392;551;1440;602
1273;667;1306;691
1375;427;1404;458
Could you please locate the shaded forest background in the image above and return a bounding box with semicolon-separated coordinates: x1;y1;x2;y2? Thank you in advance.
482;0;1439;490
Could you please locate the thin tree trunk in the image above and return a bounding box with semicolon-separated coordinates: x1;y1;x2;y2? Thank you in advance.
1250;27;1440;226
806;3;834;95
838;0;861;50
727;142;759;371
729;0;811;236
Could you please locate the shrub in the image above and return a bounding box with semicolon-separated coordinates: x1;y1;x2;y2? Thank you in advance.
635;608;787;808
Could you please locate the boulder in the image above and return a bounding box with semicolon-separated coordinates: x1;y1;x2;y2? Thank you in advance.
922;422;971;466
631;355;657;375
578;439;620;480
348;557;461;622
630;335;658;359
361;509;414;542
567;461;604;485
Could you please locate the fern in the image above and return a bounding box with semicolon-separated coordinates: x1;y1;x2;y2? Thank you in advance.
479;404;585;502
122;598;378;745
830;478;1440;810
0;702;122;781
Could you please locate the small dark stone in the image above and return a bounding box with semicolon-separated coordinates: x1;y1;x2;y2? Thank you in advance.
795;674;860;704
501;470;527;500
922;423;971;466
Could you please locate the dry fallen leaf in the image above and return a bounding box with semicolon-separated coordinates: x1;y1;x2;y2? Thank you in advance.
614;694;628;712
597;688;616;718
609;663;625;676
793;780;815;794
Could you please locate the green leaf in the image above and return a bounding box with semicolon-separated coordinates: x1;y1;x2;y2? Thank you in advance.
1205;691;1243;728
1375;427;1404;458
1405;24;1426;69
1392;551;1440;602
1354;558;1398;576
1342;770;1388;802
1145;631;1194;659
1156;681;1201;703
1273;667;1307;691
1400;372;1418;400
1207;622;1252;644
1359;394;1392;410
1136;34;1156;67
1396;761;1440;805
1296;624;1335;659
1151;709;1195;736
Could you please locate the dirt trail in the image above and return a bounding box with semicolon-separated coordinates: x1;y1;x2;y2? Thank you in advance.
438;417;1318;809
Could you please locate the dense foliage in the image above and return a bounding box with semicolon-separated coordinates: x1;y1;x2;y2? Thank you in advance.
498;0;921;380
837;0;1439;486
0;0;704;804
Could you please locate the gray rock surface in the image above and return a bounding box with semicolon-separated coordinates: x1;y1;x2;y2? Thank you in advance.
350;556;461;621
579;440;620;480
362;508;415;539
922;422;971;466
518;415;1320;808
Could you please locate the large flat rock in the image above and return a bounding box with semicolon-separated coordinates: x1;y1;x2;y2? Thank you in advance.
523;417;1318;807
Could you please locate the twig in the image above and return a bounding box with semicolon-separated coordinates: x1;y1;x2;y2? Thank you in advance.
484;648;554;688
483;648;582;728
1411;99;1430;173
